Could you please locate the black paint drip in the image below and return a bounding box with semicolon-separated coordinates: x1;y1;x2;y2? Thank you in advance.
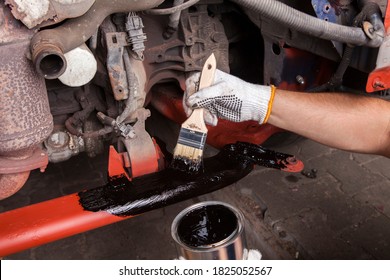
79;142;295;217
177;205;238;248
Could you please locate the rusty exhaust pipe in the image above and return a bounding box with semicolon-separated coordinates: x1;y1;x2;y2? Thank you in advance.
171;201;247;260
30;0;164;79
0;3;52;199
32;43;67;79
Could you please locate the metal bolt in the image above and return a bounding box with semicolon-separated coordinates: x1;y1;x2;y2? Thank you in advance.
186;37;193;46
47;131;69;149
296;75;305;85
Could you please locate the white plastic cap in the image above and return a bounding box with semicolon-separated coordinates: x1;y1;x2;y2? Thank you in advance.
58;43;97;87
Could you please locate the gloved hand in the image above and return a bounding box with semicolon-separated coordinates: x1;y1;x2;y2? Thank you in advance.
183;69;276;126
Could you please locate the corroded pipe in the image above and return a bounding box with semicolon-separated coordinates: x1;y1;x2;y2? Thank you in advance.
0;3;53;199
31;0;165;79
0;172;30;200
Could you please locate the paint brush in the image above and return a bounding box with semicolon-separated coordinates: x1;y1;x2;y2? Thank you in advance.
171;53;217;173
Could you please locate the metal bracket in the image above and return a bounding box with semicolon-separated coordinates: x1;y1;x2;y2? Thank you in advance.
311;0;343;55
118;108;160;178
105;32;130;100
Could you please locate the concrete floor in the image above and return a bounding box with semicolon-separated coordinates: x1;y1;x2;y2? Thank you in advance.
2;128;390;260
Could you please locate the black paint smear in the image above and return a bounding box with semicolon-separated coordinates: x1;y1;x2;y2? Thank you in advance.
79;142;293;217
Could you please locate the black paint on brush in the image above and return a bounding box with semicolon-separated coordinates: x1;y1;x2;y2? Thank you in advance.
79;142;294;217
170;155;202;174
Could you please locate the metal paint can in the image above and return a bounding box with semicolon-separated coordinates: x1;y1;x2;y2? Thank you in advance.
171;201;247;260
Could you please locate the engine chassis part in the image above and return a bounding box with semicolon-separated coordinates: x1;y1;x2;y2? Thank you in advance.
5;0;96;29
143;4;230;89
0;7;53;154
30;0;165;79
117;108;163;178
105;31;131;100
0;148;48;174
232;0;384;47
0;3;53;199
0;141;303;257
366;2;390;92
0;40;53;154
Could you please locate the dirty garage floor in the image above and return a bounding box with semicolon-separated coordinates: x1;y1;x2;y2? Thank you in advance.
2;124;390;259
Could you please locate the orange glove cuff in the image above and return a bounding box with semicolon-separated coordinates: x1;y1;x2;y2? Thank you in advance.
262;85;276;124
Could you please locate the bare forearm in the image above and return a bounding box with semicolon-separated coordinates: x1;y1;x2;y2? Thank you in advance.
269;90;390;157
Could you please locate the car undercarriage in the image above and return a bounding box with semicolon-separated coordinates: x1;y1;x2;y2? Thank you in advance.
0;0;389;257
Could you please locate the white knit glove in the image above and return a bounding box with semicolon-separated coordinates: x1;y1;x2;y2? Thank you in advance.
183;69;275;126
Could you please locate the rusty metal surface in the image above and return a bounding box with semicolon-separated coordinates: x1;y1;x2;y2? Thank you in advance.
30;0;164;79
5;0;95;29
0;1;53;155
142;4;229;90
0;3;33;44
0;171;30;200
0;40;53;155
101;4;229;106
105;32;130;100
0;1;53;198
118;109;160;178
0;146;47;200
0;147;48;174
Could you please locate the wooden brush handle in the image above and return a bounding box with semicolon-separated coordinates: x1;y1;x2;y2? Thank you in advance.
182;54;216;132
198;53;217;90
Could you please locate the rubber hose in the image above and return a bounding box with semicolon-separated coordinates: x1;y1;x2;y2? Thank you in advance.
31;0;165;79
309;45;355;92
231;0;384;48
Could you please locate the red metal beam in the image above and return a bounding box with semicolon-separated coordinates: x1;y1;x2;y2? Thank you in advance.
0;143;303;257
0;193;127;256
0;146;131;257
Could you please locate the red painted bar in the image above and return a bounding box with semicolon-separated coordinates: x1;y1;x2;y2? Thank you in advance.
0;193;127;256
0;146;132;257
0;145;303;256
